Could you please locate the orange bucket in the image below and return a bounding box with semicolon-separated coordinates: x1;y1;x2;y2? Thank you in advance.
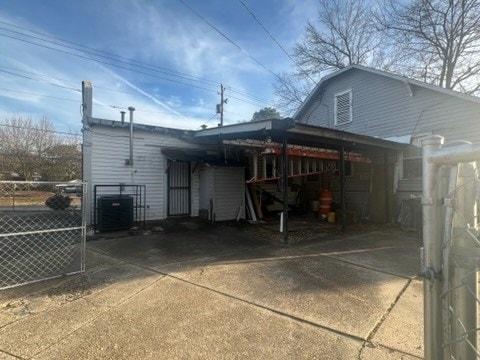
318;189;332;218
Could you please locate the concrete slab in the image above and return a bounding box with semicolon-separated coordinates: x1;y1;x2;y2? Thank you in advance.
0;226;425;359
89;224;267;267
0;351;16;360
157;250;409;340
35;276;362;360
360;344;421;359
0;250;124;328
301;230;421;278
371;280;423;358
0;253;161;358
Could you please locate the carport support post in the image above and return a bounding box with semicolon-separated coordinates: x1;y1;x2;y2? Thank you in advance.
339;145;346;231
282;136;290;244
384;151;389;223
421;135;444;360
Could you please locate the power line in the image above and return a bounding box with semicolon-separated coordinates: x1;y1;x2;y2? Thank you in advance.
95;103;237;123
0;21;273;106
0;68;81;93
0;70;256;122
0;87;79;102
0;22;218;87
2;64;273;109
0;65;79;85
0;65;187;104
0;123;80;137
224;85;270;104
176;0;284;83
238;0;316;84
202;113;219;127
0;32;275;109
0;31;221;93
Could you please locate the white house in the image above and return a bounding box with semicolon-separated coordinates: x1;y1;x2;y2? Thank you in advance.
81;79;407;233
83;65;480;233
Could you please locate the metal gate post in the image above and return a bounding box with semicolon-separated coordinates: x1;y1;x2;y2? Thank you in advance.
451;162;477;359
422;135;444;360
442;164;458;358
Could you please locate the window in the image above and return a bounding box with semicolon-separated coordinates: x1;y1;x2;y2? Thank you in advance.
403;147;422;179
334;90;352;126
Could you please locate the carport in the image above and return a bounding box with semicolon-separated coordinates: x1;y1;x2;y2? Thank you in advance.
193;118;409;243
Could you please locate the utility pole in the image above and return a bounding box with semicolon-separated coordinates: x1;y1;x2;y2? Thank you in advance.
216;84;227;127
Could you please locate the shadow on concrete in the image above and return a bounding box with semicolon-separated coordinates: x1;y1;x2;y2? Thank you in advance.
2;219;421;302
0;219;424;359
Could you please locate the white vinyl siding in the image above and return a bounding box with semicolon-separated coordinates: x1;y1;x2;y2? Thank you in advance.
84;125;204;225
334;90;352;126
296;68;480;144
199;166;245;221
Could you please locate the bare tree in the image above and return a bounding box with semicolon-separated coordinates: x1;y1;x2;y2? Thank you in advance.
44;138;82;181
274;0;388;113
379;0;480;93
294;0;384;72
0;116;81;181
273;72;311;113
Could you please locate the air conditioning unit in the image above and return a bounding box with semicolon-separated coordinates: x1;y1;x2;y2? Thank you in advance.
97;195;133;232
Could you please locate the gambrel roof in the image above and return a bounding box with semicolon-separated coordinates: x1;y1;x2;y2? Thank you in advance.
294;64;480;120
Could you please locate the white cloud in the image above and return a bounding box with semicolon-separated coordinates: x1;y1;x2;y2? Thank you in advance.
0;0;306;131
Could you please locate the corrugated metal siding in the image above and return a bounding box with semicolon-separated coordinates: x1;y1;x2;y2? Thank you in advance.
213;167;245;221
88;126;201;222
297;68;480;143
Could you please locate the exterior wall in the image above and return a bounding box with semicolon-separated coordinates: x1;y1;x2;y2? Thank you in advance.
297;68;480;225
213;167;245;221
199;166;245;222
303;161;372;219
297;68;480;143
84;124;203;225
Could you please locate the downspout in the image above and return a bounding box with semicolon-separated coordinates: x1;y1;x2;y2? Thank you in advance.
128;107;135;166
81;80;93;227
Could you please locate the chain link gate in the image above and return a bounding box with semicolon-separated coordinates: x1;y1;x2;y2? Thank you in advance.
0;181;86;290
422;136;480;359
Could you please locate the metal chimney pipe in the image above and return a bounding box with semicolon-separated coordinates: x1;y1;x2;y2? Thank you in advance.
120;111;126;125
128;107;135;166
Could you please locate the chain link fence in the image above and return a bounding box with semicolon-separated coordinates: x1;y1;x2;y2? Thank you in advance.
0;181;86;290
422;136;480;359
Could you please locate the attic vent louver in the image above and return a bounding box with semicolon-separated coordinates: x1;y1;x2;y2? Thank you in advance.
334;90;352;126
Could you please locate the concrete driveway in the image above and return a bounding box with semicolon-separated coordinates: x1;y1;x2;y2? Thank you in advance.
0;222;423;359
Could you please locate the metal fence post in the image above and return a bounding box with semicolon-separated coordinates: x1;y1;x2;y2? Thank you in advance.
441;164;458;358
450;162;477;359
422;135;444;360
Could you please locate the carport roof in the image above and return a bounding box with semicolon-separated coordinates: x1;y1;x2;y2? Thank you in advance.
194;118;410;151
87;115;409;152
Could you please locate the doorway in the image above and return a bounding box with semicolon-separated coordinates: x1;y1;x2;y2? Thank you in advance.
167;160;191;216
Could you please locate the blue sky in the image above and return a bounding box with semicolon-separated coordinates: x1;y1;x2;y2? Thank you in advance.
0;0;318;132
